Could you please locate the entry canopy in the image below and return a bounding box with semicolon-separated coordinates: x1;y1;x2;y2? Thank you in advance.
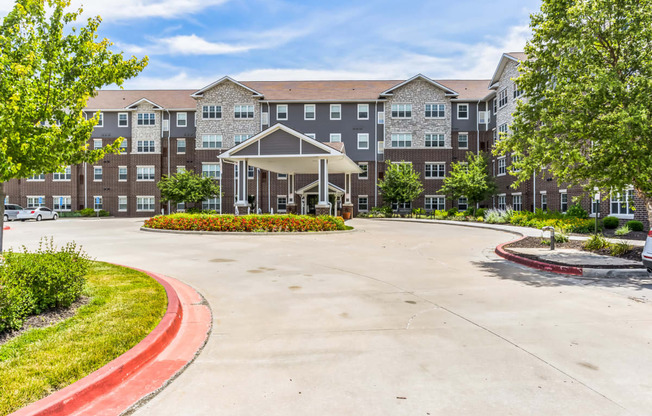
296;180;345;196
219;123;362;175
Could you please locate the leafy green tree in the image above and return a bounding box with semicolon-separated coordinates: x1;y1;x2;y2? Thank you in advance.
496;0;652;225
378;161;424;209
157;171;221;208
0;0;147;252
440;152;496;207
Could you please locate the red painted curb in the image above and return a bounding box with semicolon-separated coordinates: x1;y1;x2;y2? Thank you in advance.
10;267;204;416
495;237;584;276
3;226;9;230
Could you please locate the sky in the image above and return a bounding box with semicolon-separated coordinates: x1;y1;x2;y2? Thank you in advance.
0;0;542;89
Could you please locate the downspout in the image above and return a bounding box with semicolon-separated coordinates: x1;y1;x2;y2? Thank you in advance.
476;100;481;209
256;168;260;213
374;100;379;208
165;109;171;214
268;169;271;213
532;171;536;212
84;162;87;208
219;156;223;214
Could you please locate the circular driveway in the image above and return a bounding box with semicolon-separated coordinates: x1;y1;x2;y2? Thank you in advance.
5;218;652;415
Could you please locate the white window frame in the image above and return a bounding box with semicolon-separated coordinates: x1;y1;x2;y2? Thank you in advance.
202;105;222;120
119;139;128;154
425;195;445;211
498;88;508;109
176;166;186;174
177;138;186;154
492;98;498;114
136;166;155;181
458;197;468;211
277;195;288;213
457;103;469;120
497;194;506;210
304;104;316;120
248;166;255;180
276;104;288;121
118;196;128;212
610;188;635;218
93;138;102;150
277;173;287;180
425;133;446;148
234;134;252;145
358;162;368;180
96;112;103;127
202;134;222;149
330;133;341;143
512;193;523;211
176;112;187;127
425;103;445;119
201;163;221;179
136;140;156;153
27;173;45;181
425;162;446;179
118;112;129;127
202;197;220;211
541;192;548;211
27;196;46;207
136;196;155;212
234;104;254;119
93;166;102;182
52;196;72;212
118;165;127;182
137;113;156;126
53;166;71;181
358;104;369;120
560;190;568;213
305;133;316;139
390;133;412;148
458;132;469;149
330;104;341;120
497;157;506;176
357;133;369;150
391;103;412;119
358;195;369;212
93;195;103;210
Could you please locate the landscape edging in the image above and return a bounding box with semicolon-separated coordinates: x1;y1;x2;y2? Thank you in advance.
139;226;357;235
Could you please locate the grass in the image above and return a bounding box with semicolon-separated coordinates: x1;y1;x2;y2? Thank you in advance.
0;262;167;415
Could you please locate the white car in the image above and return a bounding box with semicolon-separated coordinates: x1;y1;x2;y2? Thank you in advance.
643;228;652;273
17;206;58;221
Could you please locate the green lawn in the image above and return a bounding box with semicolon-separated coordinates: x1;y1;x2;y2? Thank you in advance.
0;262;167;415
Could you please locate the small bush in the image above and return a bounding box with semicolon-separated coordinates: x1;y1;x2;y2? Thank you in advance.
626;220;644;232
475;208;487;218
583;234;609;251
143;213;347;232
463;208;476;217
602;216;620;229
554;230;569;243
58;211;82;218
566;203;588;219
446;207;458;216
610;241;632;257
412;208;426;217
485;208;510;224
475;216;484;222
614;225;631;236
370;206;393;218
78;207;95;217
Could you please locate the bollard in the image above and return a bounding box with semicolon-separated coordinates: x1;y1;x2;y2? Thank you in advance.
542;226;555;250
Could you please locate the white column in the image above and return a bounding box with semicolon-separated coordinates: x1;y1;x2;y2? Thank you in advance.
344;173;352;204
288;174;295;204
317;158;329;207
235;160;249;212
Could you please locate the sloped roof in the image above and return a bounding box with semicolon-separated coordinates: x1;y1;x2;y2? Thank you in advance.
240;80;401;101
489;52;526;88
85;90;196;110
437;80;493;100
506;52;527;61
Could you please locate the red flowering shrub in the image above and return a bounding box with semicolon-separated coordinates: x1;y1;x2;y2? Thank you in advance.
143;214;346;232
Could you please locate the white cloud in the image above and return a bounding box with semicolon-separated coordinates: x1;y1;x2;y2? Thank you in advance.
120;71;215;90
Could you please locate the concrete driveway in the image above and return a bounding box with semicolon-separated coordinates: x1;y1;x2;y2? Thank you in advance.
4;218;652;415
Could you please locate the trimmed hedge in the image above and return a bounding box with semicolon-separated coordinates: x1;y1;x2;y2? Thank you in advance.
602;216;620;229
143;213;346;232
0;239;91;332
626;220;644;232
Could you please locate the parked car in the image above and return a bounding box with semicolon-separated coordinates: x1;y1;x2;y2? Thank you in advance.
643;228;652;273
16;206;58;221
3;204;24;221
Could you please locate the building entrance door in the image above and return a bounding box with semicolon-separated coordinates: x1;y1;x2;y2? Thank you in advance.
307;195;318;215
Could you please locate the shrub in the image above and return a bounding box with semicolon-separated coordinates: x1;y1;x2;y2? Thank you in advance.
602;216;620;229
370;206;393;218
446;207;458;216
485;208;510;224
614;225;631;236
475;208;487;218
583;234;609;251
475;216;484;222
412;208;426;217
58;211;82;218
626;220;644;232
463;208;476;217
610;241;632;257
554;229;569;243
143;213;347;232
78;207;95;216
434;210;448;220
566;203;588;219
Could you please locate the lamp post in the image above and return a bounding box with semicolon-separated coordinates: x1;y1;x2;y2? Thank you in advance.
594;192;600;235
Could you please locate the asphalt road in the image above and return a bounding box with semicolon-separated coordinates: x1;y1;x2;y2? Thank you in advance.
4;218;652;416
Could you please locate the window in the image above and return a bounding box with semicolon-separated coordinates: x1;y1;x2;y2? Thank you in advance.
358;104;369;120
27;173;45;181
492;128;497;144
119;139;128;154
94;196;103;210
511;154;521;172
262;112;269;125
137;113;155;125
234;134;252;145
329;133;341;143
391;104;412;118
304;104;316;120
513;85;523;99
378;141;384;154
276;104;288;120
277;196;287;212
93;139;102;150
162;119;170;132
136;166;155;181
96;112;103;127
457;104;469;120
202;105;221;119
425;196;445;211
358;196;368;212
497;157;506;176
377;111;385;124
425;134;445;148
391;133;412;148
248;166;255;179
498;123;509;140
136;196;155;212
358;163;368;179
458;197;468;211
425;163;446;179
512;194;522;211
330;104;341;120
53;166;71;181
234;105;254;119
492;98;497;114
498;88;508;108
177;138;186;154
137;140;156;153
202;134;222;149
357;133;369;150
611;189;635;216
304;133;316;139
176;112;187;127
541;193;548;211
177;202;185;212
118;112;129;127
202;163;220;179
425;103;445;118
202;197;220;211
498;194;506;210
27;196;45;207
560;192;568;213
118;196;127;212
458;133;468;149
176;166;186;173
53;196;72;211
118;166;127;181
392;202;412;210
479;111;490;124
94;166;102;181
277;173;287;180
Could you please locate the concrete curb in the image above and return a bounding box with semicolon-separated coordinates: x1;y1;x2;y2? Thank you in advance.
10;267;212;416
495;237;583;276
140;226;358;236
3;226;9;230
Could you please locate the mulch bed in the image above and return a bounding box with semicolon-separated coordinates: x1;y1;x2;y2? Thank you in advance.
504;237;644;268
0;296;90;346
581;229;648;241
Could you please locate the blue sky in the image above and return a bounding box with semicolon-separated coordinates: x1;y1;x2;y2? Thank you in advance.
1;0;541;89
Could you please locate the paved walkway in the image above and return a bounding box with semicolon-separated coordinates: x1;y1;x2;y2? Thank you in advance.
4;218;652;415
509;247;643;267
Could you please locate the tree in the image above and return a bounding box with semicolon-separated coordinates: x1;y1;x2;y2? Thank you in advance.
0;0;147;252
440;152;496;208
495;0;652;225
157;171;221;208
378;161;424;208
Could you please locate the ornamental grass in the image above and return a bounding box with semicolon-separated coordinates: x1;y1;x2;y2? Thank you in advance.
143;213;346;232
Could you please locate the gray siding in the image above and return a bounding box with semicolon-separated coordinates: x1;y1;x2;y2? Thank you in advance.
169;111;197;138
91;111;132;138
451;102;477;132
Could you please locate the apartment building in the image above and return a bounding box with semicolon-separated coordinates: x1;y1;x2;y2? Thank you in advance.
4;51;648;227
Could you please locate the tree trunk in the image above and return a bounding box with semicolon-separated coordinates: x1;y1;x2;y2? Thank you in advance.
0;182;5;254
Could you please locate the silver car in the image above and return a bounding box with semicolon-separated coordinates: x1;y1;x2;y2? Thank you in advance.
17;206;58;221
642;228;652;273
4;204;24;221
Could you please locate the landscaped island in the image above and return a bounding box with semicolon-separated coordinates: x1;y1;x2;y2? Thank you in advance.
143;213;348;232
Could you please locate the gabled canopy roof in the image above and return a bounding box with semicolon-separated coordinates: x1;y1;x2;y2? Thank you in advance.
219;123;361;175
296;180;345;195
191;76;264;98
125;97;163;109
489;52;526;89
380;74;458;97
